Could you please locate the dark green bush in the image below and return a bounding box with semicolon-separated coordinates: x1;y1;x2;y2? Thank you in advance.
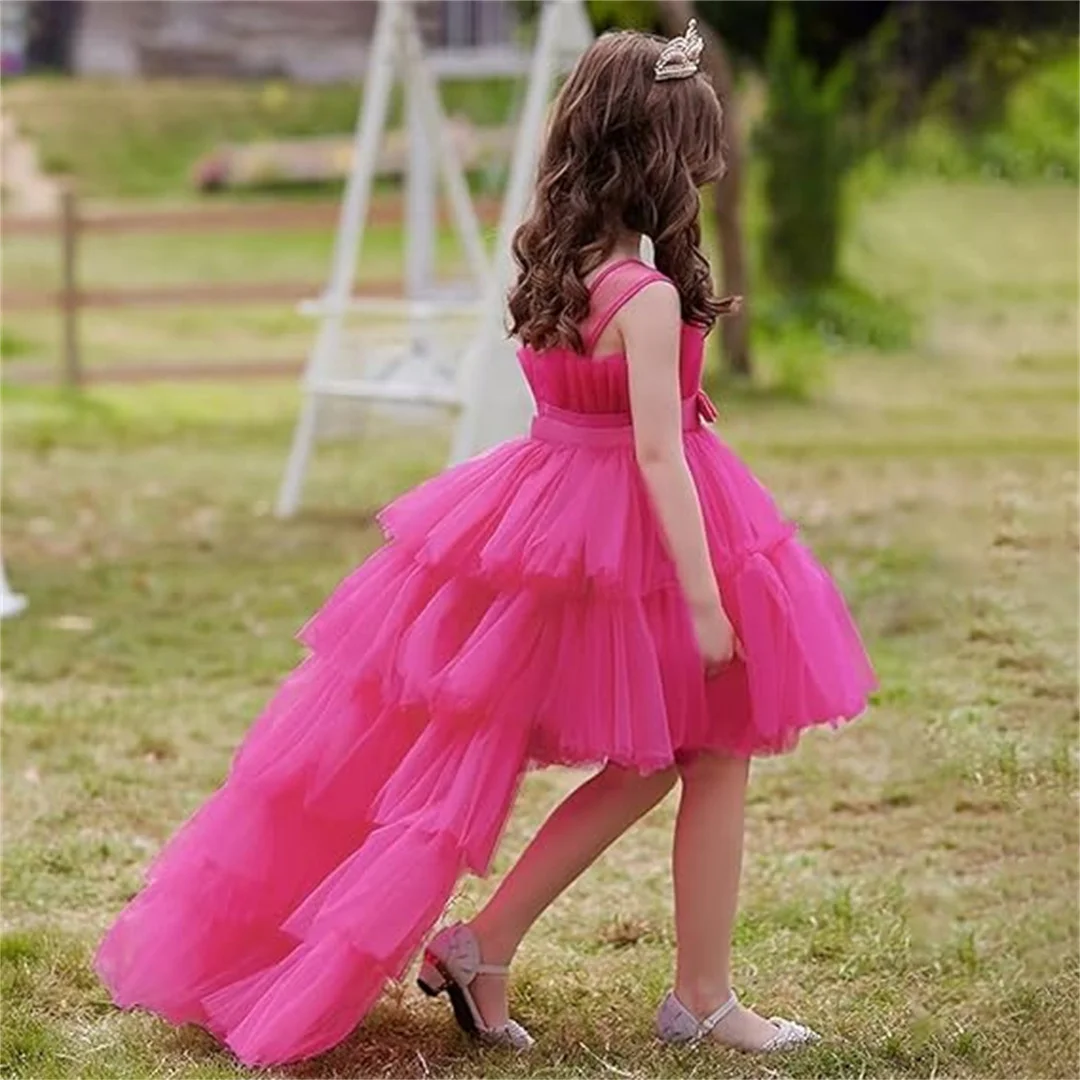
756;5;855;292
756;281;913;353
872;45;1079;182
745;283;913;400
0;327;32;359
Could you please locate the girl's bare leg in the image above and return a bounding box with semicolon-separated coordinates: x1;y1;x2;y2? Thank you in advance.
466;764;676;1026
672;752;784;1048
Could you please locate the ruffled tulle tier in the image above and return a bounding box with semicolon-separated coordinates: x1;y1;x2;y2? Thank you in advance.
95;621;533;1065
96;427;874;1066
380;430;807;598
378;428;874;754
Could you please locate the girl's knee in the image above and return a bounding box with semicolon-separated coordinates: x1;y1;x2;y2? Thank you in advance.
676;750;750;786
596;762;677;798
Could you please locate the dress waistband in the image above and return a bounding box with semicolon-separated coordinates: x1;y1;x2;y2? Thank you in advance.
529;389;718;448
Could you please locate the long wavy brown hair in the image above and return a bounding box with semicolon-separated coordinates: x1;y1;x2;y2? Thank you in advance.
508;29;736;353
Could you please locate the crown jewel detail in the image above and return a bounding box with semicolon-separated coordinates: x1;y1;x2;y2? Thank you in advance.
654;19;704;82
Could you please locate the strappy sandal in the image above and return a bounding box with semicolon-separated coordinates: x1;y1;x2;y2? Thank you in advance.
417;923;534;1050
657;989;820;1052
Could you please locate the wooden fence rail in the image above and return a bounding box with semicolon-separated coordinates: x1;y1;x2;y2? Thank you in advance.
2;192;501;386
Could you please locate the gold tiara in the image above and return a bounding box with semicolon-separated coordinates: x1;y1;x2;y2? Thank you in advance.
654;19;704;82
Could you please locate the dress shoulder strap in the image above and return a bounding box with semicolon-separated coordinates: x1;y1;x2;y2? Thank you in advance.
581;259;672;355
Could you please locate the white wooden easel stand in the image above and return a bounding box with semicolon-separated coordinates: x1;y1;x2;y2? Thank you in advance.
275;0;592;517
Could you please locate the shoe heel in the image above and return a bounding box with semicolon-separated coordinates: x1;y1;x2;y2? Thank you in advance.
417;953;480;1036
417;954;446;997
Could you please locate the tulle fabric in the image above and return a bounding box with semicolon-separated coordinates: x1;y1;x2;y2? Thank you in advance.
378;424;875;759
95;577;534;1064
95;267;874;1065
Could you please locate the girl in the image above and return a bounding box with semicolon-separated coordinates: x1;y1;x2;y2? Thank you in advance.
96;23;875;1065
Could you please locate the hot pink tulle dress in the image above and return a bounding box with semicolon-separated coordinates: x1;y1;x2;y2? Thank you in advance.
95;259;875;1066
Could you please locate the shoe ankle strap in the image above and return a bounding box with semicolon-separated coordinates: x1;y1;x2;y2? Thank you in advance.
695;991;739;1036
475;961;510;976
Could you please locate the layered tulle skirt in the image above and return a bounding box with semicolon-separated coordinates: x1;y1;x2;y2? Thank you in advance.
95;425;875;1066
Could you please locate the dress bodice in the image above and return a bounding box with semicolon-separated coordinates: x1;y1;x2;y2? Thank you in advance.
519;323;706;414
516;259;708;416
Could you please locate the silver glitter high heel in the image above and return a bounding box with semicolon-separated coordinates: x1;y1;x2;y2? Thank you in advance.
657;989;820;1052
417;923;534;1050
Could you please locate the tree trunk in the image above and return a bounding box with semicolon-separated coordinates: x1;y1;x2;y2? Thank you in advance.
657;0;752;377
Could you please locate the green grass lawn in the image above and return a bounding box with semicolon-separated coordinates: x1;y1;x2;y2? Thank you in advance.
2;178;1078;1079
3;77;519;199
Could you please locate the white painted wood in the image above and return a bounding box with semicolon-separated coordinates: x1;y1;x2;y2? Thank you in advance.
298;296;480;319
276;0;402;518
306;379;462;406
404;80;436;301
402;12;490;286
0;560;27;620
277;0;592;515
451;0;593;462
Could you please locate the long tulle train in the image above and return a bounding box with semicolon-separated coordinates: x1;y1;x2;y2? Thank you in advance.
96;422;874;1065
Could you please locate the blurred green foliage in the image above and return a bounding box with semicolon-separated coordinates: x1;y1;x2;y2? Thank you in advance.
747;7;899;399
1;327;32;360
756;6;854;293
585;0;654;32
893;52;1079;182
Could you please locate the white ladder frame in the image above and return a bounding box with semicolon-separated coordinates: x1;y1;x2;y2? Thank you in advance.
275;0;592;516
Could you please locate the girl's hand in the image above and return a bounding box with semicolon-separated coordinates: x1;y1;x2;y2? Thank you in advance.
693;603;742;676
